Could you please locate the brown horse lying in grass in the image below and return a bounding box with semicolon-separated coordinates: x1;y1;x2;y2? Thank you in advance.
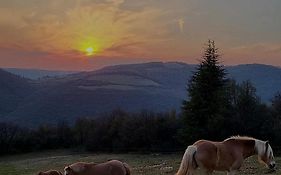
176;136;276;175
64;160;131;175
37;170;63;175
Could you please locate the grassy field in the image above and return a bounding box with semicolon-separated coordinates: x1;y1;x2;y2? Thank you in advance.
0;150;280;175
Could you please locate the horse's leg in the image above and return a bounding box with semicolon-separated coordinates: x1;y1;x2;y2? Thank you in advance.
202;169;213;175
228;158;242;175
227;170;237;175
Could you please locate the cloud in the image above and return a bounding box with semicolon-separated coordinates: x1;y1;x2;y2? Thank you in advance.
223;43;281;65
106;0;125;6
229;43;281;55
0;0;171;58
2;0;280;70
178;18;185;33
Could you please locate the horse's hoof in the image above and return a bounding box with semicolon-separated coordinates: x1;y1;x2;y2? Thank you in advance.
265;169;276;174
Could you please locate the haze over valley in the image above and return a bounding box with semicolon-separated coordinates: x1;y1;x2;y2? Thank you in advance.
1;62;281;127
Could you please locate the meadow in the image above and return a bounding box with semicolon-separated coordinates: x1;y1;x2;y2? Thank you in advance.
0;150;279;175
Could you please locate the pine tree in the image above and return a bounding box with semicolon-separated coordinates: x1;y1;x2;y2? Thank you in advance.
181;40;229;143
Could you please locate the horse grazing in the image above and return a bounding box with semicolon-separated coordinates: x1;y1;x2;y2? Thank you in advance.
37;170;63;175
64;160;131;175
176;136;276;175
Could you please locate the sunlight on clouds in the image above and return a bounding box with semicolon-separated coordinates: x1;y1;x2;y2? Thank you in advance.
1;0;280;69
0;0;168;58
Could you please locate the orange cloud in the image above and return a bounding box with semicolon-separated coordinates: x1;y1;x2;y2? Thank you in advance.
0;0;171;59
1;0;280;70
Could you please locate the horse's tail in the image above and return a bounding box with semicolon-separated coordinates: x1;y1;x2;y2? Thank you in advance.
123;162;131;175
176;145;197;175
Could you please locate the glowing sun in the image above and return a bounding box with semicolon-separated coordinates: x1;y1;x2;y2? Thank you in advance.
85;47;94;56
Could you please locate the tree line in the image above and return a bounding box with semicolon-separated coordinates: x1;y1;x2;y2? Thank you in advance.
0;110;181;155
1;40;281;155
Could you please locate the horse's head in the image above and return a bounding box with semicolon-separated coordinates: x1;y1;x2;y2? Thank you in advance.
256;140;276;169
64;166;75;175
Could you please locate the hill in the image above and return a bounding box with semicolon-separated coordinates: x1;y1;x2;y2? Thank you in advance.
1;62;281;126
0;69;34;117
4;68;76;80
228;64;281;102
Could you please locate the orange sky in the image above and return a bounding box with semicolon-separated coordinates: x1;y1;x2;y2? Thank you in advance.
0;0;280;70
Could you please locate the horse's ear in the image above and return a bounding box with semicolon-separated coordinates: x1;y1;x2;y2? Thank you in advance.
265;140;269;149
265;140;269;145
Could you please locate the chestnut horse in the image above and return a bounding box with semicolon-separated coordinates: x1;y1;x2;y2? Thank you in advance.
176;136;276;175
64;160;130;175
37;170;62;175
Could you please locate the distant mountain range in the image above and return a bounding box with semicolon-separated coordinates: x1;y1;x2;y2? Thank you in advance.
1;62;281;127
4;68;77;80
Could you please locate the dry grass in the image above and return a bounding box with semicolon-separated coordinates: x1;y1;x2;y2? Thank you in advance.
0;150;280;175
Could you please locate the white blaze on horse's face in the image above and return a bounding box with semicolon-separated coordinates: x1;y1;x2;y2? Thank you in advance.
64;166;72;175
267;143;276;169
255;140;276;169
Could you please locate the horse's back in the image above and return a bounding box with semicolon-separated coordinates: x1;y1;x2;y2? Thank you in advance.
107;160;124;166
95;160;127;175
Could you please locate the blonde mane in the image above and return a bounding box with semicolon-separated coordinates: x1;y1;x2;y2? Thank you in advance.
224;136;273;160
224;135;256;141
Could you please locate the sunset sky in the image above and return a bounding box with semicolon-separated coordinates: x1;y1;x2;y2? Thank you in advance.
0;0;280;70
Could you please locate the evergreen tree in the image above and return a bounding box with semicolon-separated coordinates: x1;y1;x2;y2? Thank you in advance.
181;40;229;143
271;92;281;144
